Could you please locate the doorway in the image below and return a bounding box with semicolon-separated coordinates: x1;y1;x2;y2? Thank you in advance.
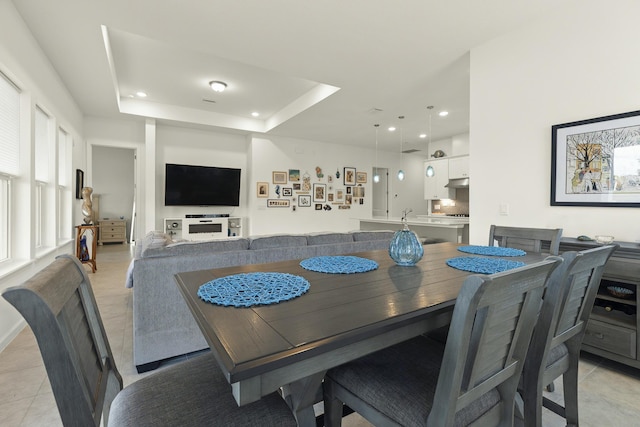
371;167;389;218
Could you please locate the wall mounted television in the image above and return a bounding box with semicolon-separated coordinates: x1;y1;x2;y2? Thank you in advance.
164;163;241;206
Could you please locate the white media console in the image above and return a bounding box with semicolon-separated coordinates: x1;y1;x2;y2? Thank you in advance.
164;215;243;241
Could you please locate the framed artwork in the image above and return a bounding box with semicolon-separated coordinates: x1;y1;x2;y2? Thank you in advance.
346;187;352;194
282;187;292;197
256;182;269;198
356;171;367;183
298;194;311;207
315;203;323;210
75;169;84;199
343;167;356;186
272;171;288;184
293;183;301;191
328;175;333;183
336;189;344;201
345;194;353;205
313;183;326;202
353;186;365;198
289;169;300;181
328;193;334;202
551;109;640;207
267;199;290;207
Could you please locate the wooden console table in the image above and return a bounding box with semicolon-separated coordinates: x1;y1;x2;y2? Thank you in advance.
559;238;640;369
75;225;98;273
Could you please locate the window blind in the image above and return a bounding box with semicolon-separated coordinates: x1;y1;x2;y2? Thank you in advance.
35;106;50;182
0;72;20;176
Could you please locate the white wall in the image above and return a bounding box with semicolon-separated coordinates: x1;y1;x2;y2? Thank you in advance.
247;135;427;235
469;0;640;244
92;146;135;235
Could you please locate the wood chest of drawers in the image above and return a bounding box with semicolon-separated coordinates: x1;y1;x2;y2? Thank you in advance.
98;219;126;245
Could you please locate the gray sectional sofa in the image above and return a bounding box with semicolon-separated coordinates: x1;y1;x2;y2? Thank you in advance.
130;230;395;372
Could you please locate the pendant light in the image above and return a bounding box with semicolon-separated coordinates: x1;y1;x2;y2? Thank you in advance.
373;124;380;183
425;106;434;177
397;116;405;181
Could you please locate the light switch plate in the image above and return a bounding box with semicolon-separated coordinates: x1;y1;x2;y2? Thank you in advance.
499;203;509;215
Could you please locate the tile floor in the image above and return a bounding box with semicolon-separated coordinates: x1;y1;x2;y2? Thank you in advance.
0;243;639;426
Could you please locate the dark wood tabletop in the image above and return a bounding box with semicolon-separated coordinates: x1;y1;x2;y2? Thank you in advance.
175;242;547;425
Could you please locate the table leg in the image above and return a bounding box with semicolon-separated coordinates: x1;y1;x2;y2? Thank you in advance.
282;371;326;427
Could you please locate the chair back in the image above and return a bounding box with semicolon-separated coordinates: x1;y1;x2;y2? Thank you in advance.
489;225;563;255
428;257;562;425
2;255;123;426
522;245;617;399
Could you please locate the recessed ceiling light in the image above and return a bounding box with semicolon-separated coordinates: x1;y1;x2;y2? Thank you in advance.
251;112;260;117
419;133;427;138
388;126;396;132
209;81;227;92
439;111;449;117
135;91;147;98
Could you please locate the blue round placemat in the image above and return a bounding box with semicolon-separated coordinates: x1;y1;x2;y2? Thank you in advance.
457;245;526;257
446;256;526;274
300;256;378;274
198;272;310;307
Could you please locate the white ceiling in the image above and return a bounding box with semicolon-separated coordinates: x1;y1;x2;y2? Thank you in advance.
11;0;567;153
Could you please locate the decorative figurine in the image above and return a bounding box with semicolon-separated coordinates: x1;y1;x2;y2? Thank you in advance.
389;208;424;266
81;187;93;224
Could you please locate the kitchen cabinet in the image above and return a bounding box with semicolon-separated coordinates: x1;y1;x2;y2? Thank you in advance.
424;158;454;200
448;156;469;179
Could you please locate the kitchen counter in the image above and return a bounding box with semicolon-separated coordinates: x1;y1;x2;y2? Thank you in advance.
358;217;469;243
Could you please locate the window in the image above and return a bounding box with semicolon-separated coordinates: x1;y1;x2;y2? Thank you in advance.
57;128;72;241
0;72;20;262
34;106;52;249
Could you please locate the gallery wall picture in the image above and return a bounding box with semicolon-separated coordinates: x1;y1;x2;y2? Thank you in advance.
298;195;311;207
289;169;300;181
313;183;326;202
267;199;290;207
257;182;269;198
282;187;292;197
356;171;367;183
272;171;288;184
343;167;356;185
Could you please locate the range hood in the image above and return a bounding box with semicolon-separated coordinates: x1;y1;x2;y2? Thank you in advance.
445;178;469;188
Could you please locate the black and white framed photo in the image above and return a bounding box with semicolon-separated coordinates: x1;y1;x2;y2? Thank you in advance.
282;187;292;197
551;109;640;207
272;171;288;184
75;169;84;199
267;199;290;207
298;194;311;207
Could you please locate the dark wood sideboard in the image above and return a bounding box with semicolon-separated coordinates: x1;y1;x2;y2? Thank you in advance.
559;238;640;369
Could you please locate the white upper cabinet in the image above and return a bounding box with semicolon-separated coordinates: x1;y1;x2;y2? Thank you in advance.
448;156;469;179
424;158;454;200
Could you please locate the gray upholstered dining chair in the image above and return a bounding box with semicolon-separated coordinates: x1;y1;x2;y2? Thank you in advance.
489;225;563;255
2;255;297;427
519;244;617;427
322;257;563;427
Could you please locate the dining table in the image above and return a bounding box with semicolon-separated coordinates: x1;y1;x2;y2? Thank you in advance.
174;242;547;426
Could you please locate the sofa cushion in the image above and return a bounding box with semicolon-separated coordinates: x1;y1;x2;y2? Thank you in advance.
351;230;395;242
143;238;250;258
139;231;174;258
307;232;354;246
249;235;308;250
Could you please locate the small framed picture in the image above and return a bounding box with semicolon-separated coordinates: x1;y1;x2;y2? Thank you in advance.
328;175;333;183
257;182;269;198
293;183;301;191
328;193;334;202
289;169;300;182
315;203;323;210
336;189;344;201
356;171;367;183
344;167;356;185
313;183;326;202
353;185;365;198
267;199;290;207
345;194;353;205
346;187;352;195
272;171;288;184
282;187;292;197
75;169;84;199
298;194;311;207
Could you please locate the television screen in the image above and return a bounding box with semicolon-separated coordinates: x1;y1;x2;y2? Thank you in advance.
164;163;241;206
